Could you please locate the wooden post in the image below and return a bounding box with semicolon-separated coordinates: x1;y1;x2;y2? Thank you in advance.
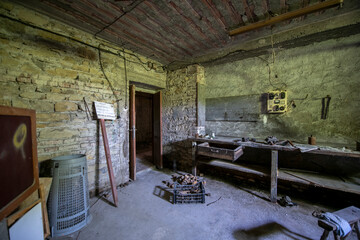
229;0;343;36
39;184;50;238
129;85;136;180
153;91;163;169
192;141;197;176
270;150;278;203
100;119;118;207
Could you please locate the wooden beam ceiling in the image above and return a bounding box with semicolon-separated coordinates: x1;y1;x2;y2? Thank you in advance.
10;0;359;68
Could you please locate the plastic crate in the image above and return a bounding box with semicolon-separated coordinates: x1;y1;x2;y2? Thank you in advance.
173;182;205;204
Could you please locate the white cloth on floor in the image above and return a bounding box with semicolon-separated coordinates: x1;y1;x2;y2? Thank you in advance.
321;212;352;237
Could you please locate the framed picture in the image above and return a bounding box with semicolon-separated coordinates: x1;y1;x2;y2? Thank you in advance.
0;106;39;221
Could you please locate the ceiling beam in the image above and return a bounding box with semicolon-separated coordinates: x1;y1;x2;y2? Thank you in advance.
167;9;360;70
229;0;344;36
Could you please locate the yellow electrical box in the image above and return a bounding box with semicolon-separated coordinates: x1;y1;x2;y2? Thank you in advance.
267;90;287;113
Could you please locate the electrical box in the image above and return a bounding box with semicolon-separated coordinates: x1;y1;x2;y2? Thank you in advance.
267;90;287;113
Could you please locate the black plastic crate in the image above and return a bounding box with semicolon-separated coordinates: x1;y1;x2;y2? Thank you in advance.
173;182;205;204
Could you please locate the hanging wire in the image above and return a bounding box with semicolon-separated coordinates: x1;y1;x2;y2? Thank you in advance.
122;49;129;110
98;44;119;102
94;0;145;37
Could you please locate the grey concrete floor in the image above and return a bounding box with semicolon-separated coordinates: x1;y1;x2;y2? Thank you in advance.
54;169;358;240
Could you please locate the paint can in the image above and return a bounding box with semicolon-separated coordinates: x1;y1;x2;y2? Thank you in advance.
308;135;316;145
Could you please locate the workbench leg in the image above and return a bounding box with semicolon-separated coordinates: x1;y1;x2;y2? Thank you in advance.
270;150;278;203
192;141;197;176
320;230;330;240
355;221;360;239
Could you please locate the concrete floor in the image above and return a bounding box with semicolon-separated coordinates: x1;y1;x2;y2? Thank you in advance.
54;169;358;240
136;148;153;173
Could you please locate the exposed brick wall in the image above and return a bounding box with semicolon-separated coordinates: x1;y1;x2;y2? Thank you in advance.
162;65;204;172
0;2;166;194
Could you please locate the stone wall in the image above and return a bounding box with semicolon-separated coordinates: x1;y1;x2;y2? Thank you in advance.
162;65;204;171
0;1;166;194
204;34;360;147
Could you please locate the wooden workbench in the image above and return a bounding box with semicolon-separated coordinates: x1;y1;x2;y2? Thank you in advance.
190;136;360;203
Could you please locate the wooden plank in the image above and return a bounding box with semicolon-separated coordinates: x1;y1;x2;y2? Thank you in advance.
242;0;258;23
184;0;227;44
197;142;243;161
143;1;210;50
134;3;200;52
153;91;163;169
222;0;244;26
192;142;197;176
100;119;118;207
168;1;219;48
280;0;288;13
270;150;278;203
230;0;344;36
282;170;360;194
201;0;228;29
129;85;136;181
190;136;360;158
7;199;41;227
39;184;50;239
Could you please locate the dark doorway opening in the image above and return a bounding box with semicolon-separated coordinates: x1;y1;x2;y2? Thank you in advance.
135;91;154;173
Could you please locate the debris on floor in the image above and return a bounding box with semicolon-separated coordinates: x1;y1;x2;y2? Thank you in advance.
206;197;222;206
163;173;207;204
278;195;297;207
265;136;279;145
163;173;205;188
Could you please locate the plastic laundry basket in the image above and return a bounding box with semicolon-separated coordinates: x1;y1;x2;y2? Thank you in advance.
47;154;92;237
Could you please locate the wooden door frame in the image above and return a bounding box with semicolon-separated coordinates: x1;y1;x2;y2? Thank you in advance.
153;91;163;169
129;86;163;180
129;85;136;181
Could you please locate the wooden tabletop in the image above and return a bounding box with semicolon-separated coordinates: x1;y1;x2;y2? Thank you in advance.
189;136;360;158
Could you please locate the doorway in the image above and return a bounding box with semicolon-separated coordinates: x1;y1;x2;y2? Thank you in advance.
129;85;162;181
135;91;154;173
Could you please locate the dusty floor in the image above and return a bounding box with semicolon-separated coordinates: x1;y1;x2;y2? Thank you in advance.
136;148;153;173
54;169;358;240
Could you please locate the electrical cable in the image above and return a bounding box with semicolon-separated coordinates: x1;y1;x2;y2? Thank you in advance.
98;44;119;102
94;0;145;37
122;49;128;110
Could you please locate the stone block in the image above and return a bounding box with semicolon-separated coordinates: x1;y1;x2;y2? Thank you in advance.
20;84;37;92
31;100;54;112
16;74;32;83
46;93;65;101
37;113;70;122
39;128;78;140
47;68;78;79
0;99;11;106
68;94;84;101
35;86;51;93
55;101;78;112
12;98;31;109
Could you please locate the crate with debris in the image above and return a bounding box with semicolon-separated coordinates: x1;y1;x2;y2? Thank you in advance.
173;181;206;204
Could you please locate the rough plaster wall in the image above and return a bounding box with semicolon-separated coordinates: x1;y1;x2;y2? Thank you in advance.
162;65;203;171
0;2;166;193
205;34;360;147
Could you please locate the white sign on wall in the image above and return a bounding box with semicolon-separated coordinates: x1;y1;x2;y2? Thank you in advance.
94;101;116;120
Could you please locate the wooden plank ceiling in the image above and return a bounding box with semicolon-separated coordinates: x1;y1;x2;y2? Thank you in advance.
13;0;345;66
